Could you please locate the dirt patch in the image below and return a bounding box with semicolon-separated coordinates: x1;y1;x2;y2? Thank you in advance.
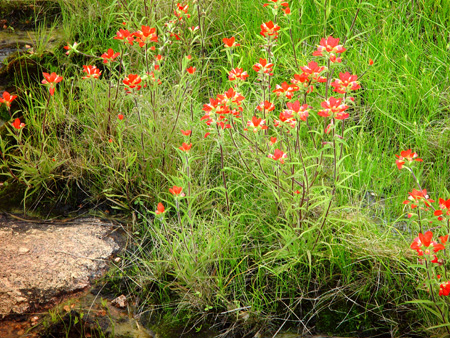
0;214;124;318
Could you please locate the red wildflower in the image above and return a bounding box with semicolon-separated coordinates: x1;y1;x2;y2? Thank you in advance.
123;74;142;91
155;202;165;215
174;3;190;20
299;61;327;83
369;59;374;66
257;101;275;112
179;142;192;152
101;48;120;64
411;231;438;256
270;137;277;144
246;116;268;132
42;72;63;96
132;26;158;47
0;91;17;108
82;65;102;79
318;97;349;120
274;110;296;129
260;21;280;39
118;114;124;120
169;186;184;197
291;73;314;93
229;68;248;81
253;58;274;75
114;28;134;45
263;0;290;15
217;88;245;107
395;149;423;170
187;67;196;74
313;36;346;63
11;118;25;130
180;129;191;136
268;149;287;164
331;72;360;94
272;82;299;100
434;199;450;219
403;189;434;208
223;37;240;48
440;282;450;296
286;100;310;122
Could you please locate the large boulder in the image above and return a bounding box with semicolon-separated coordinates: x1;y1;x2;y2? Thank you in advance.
0;215;123;318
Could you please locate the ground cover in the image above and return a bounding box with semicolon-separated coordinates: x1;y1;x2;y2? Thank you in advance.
2;0;450;336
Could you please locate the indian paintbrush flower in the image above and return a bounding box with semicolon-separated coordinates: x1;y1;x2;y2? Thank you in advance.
434;199;450;219
272;82;299;100
268;149;287;164
11;118;25;129
63;42;79;56
228;68;248;81
169;186;185;197
101;48;120;64
223;37;240;48
245;116;268;132
132;26;158;47
123;74;142;91
318;97;349;120
313;36;346;63
257;101;275;112
180;129;192;136
179;143;192;152
42;72;63;96
395;149;423;170
155;202;166;215
286;100;310;122
260;21;281;39
0;91;17;108
253;58;274;75
114;28;134;45
331;72;360;94
82;65;102;79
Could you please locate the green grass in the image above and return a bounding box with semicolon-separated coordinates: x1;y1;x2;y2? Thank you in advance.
2;0;450;336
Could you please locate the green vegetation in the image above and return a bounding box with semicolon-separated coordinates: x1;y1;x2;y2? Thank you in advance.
2;0;450;336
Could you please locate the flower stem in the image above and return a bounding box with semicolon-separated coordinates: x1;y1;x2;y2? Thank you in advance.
425;258;450;333
133;97;145;154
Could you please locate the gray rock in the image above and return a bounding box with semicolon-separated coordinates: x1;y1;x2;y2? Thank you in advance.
0;215;123;317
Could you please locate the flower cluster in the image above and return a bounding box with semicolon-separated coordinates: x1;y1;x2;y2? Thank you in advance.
318;97;350;120
42;72;63;96
263;0;291;15
313;36;346;63
0;91;17;108
201;88;245;131
395;149;423;170
114;25;158;47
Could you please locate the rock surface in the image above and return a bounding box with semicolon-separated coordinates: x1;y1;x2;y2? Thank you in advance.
0;215;123;318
